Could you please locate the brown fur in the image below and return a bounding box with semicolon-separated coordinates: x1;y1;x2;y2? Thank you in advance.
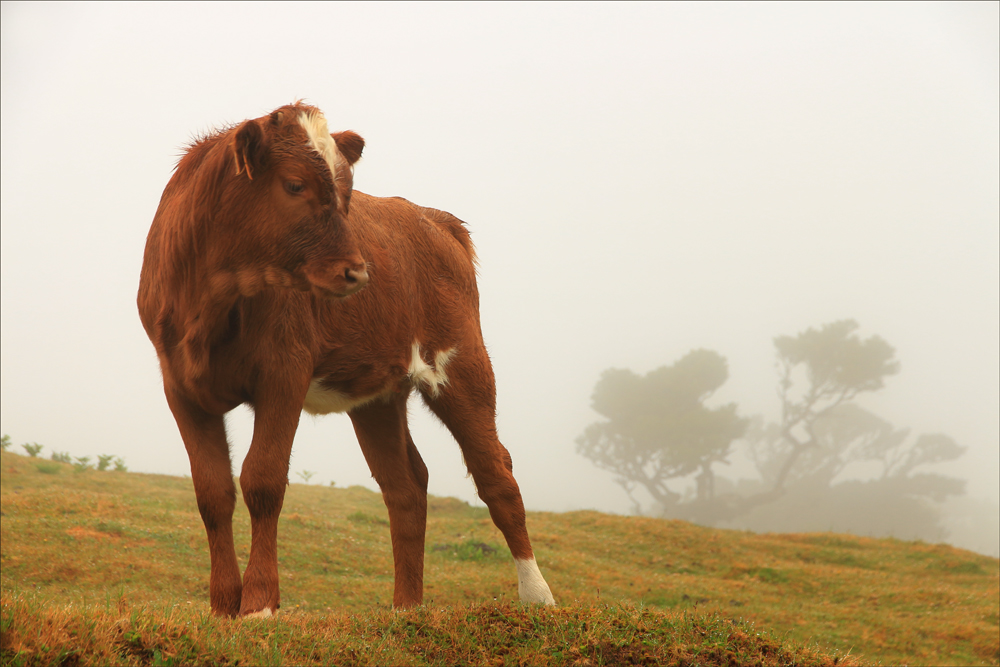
138;103;543;617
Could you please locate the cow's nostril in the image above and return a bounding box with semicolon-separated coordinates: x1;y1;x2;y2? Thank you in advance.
345;266;369;289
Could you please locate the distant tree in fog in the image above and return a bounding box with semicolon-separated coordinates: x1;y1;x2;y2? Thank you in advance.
735;320;966;538
735;404;966;538
748;404;965;496
757;320;900;491
578;320;968;542
575;349;747;515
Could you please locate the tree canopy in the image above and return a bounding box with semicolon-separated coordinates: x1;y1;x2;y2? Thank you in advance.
576;349;746;513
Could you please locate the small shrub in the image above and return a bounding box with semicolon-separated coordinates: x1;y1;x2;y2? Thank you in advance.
751;567;789;584
296;470;316;484
348;511;388;526
73;456;92;472
97;454;115;471
35;462;61;475
113;457;128;472
22;443;43;457
1;434;11;451
927;559;985;575
96;521;126;537
431;540;506;561
51;451;71;463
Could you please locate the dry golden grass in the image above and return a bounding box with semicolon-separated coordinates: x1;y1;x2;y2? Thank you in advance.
2;593;862;667
1;450;997;665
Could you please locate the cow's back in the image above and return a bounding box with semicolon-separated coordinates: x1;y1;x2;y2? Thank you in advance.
350;192;475;280
308;192;483;401
342;192;479;324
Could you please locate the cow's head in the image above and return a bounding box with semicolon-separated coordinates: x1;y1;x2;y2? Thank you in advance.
221;103;368;299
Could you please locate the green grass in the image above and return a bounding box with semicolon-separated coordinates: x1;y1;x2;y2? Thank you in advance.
1;450;997;666
0;592;859;667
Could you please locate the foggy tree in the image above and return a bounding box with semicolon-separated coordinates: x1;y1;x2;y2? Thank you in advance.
577;320;968;541
575;349;747;515
747;320;963;493
750;404;964;494
765;320;900;490
743;404;966;522
733;321;967;539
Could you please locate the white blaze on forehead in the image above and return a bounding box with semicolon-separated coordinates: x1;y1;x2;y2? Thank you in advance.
515;558;556;605
297;111;344;198
408;343;456;398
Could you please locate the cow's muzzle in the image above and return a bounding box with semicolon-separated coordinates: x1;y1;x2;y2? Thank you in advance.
304;258;369;298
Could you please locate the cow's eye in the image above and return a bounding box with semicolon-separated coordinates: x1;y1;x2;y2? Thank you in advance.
285;181;305;195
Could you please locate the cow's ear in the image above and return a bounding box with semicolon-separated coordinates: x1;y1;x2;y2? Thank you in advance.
332;131;364;166
232;120;268;180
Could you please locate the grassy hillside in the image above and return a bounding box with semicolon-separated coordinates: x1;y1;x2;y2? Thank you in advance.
1;450;997;666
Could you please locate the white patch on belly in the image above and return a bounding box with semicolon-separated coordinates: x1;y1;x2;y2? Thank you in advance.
302;379;384;415
303;343;454;415
408;344;456;398
515;557;556;605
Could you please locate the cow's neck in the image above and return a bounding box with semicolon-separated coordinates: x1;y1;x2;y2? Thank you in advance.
172;262;241;388
172;257;308;387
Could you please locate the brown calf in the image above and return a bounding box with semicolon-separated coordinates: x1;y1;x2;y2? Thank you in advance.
138;102;555;617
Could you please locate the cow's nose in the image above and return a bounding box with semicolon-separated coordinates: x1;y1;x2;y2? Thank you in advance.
344;265;369;292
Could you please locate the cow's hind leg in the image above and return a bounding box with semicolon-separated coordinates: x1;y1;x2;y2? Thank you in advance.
421;345;555;605
349;393;428;608
165;386;242;617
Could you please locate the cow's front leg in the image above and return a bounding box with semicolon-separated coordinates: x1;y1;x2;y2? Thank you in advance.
164;385;242;617
238;381;307;617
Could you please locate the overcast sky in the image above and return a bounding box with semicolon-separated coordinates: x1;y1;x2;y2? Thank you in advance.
2;2;997;517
